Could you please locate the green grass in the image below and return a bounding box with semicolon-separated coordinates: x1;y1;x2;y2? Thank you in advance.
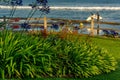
92;37;120;60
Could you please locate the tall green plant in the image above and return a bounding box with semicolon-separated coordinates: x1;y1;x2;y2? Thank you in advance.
0;31;53;79
0;31;118;79
44;34;117;78
0;31;38;78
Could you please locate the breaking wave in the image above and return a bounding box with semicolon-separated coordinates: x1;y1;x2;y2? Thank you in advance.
0;5;31;9
0;5;120;10
51;6;120;10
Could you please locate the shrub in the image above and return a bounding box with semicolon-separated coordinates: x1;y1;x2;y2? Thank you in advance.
0;31;50;79
0;31;117;79
47;36;117;78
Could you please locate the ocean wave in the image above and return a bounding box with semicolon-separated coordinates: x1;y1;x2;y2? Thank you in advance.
50;6;120;10
0;5;31;9
0;5;120;10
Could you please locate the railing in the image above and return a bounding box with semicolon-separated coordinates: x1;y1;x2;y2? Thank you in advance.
0;16;120;36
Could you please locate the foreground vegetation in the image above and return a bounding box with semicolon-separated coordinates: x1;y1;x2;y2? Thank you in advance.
0;31;118;79
34;35;120;80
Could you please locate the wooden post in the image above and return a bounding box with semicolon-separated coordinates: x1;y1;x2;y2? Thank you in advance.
90;17;94;36
3;16;6;22
97;23;100;35
3;16;6;29
42;16;47;38
44;16;47;30
97;13;100;35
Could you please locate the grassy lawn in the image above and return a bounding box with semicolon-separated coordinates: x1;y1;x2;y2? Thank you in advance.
92;36;120;60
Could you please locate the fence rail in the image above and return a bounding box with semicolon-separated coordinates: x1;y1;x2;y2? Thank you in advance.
0;17;120;25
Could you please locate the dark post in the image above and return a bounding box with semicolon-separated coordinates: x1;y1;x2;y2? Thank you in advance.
97;12;100;35
3;16;6;29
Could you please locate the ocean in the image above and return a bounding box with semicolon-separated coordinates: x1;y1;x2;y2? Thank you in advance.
0;0;120;30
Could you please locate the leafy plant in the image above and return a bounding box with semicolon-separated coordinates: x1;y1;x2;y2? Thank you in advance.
0;31;118;79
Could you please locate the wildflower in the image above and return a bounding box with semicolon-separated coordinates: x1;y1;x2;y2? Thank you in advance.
10;0;23;6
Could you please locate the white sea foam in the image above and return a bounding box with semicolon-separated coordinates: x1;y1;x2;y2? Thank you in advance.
0;5;32;9
50;6;120;10
0;5;120;10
